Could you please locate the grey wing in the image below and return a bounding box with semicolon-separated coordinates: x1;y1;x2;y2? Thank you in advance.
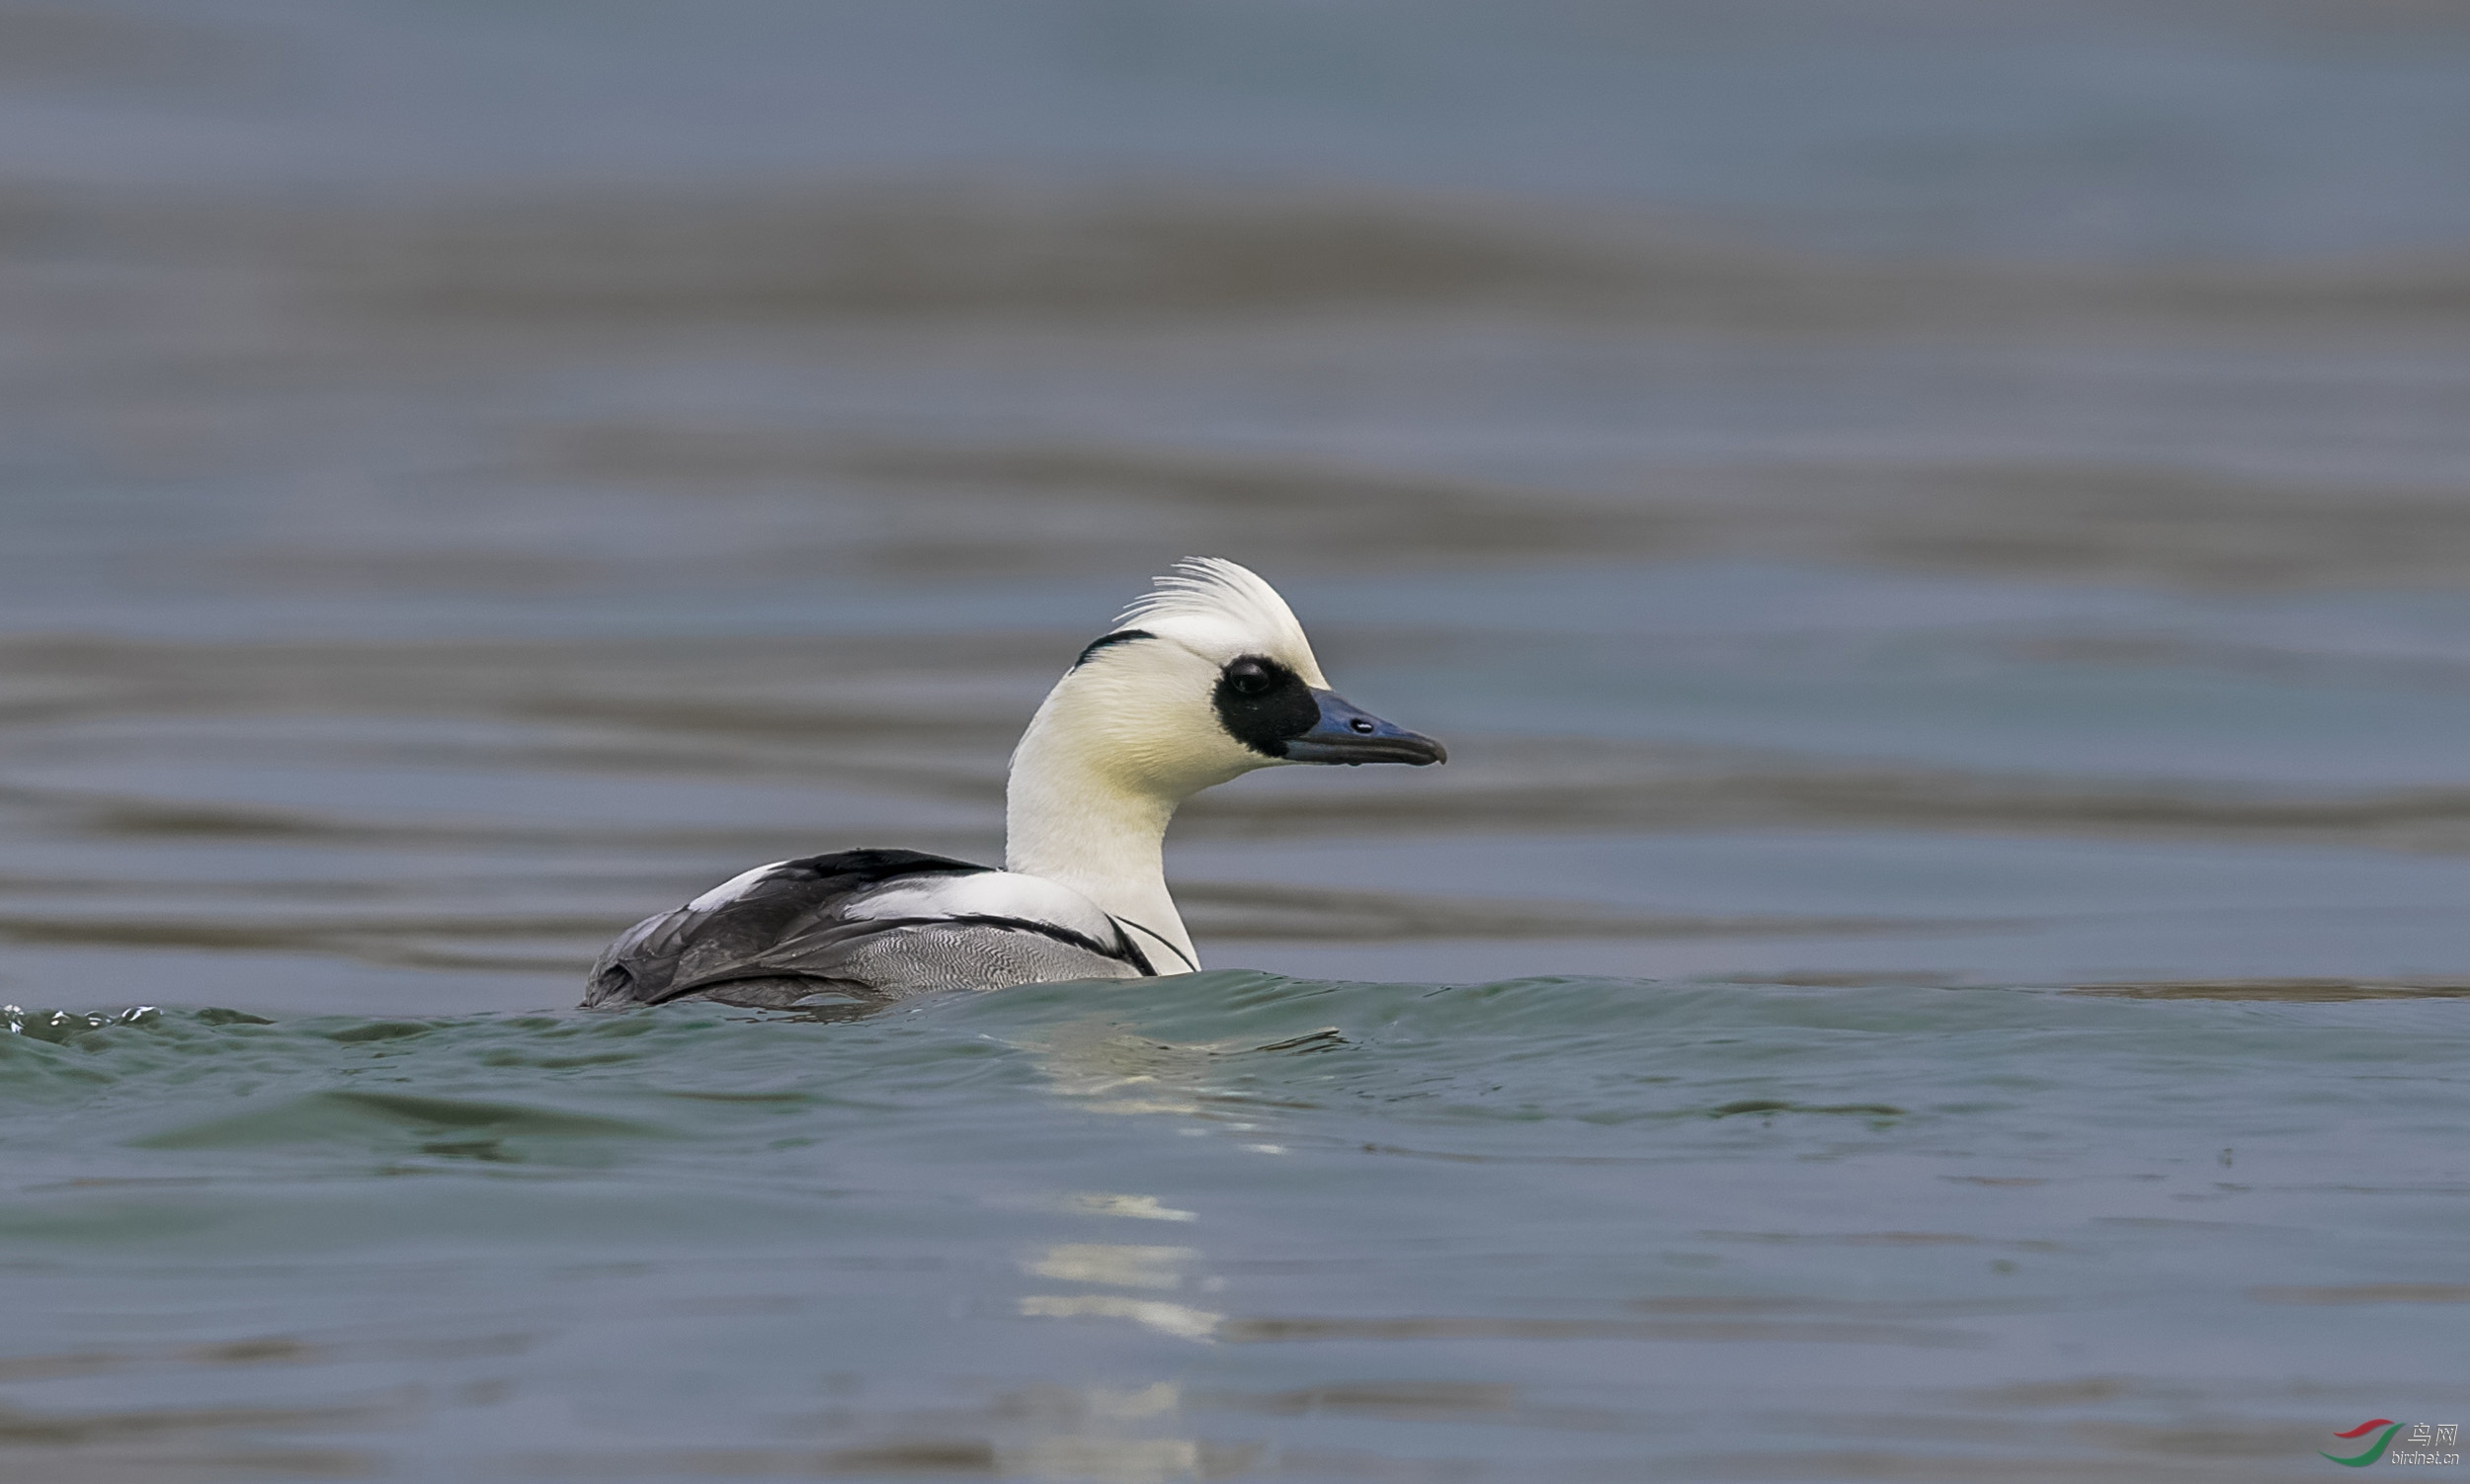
583;849;1150;1010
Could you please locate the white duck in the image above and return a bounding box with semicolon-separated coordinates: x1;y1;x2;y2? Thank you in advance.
584;559;1445;1009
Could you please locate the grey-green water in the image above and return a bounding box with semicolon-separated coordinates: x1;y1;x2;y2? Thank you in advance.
8;979;2466;1481
7;2;2470;1479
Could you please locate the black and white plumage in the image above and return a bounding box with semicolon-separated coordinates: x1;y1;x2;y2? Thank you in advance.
584;559;1444;1011
585;850;1155;1010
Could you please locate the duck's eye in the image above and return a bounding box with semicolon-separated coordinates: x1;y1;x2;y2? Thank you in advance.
1212;654;1317;757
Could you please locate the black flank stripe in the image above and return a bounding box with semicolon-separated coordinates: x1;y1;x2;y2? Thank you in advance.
1108;916;1187;974
1108;921;1159;976
876;914;1143;966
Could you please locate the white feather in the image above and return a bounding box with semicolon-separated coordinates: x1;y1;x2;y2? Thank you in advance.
1114;557;1326;686
848;871;1120;944
689;861;789;912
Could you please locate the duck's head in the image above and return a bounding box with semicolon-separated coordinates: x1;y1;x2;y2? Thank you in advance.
1019;558;1446;800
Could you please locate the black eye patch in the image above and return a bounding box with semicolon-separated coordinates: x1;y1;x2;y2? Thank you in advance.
1213;656;1317;757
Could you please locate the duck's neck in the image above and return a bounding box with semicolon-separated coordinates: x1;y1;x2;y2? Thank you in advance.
1005;731;1201;974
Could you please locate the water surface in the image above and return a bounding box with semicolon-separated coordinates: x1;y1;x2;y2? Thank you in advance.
9;979;2467;1480
5;2;2470;1479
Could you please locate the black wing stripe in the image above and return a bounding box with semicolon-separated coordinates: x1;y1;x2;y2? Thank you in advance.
775;848;989;886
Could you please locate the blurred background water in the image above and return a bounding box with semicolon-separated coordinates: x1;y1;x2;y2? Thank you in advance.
4;2;2469;1480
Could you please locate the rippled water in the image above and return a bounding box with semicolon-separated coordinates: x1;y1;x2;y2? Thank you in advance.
6;2;2470;1480
8;979;2467;1480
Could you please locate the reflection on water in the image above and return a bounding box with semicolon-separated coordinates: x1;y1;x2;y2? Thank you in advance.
1019;1295;1226;1345
6;1;2470;1480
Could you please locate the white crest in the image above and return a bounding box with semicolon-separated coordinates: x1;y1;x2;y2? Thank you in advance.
1115;557;1324;684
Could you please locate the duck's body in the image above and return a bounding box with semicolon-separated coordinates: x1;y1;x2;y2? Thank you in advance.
582;849;1154;1009
584;560;1442;1010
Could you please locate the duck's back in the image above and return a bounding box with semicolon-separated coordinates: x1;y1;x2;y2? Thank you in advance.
583;849;1153;1010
